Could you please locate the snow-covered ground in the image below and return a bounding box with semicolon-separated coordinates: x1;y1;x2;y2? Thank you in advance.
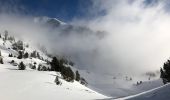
0;35;108;100
0;64;108;100
114;83;170;100
79;69;163;98
0;31;166;100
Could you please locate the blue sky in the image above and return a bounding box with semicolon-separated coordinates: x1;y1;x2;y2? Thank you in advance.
0;0;94;22
0;0;161;22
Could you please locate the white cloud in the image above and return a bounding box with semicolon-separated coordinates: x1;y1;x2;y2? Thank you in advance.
1;0;170;75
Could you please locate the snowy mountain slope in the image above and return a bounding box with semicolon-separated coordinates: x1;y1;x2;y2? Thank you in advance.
0;34;109;100
0;65;108;100
115;83;170;100
0;17;166;100
78;69;163;98
34;16;66;26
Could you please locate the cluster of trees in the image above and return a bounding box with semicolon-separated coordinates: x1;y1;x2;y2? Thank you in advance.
50;57;75;82
61;66;75;82
160;59;170;84
51;57;87;85
0;30;86;86
12;40;24;50
17;50;43;60
17;51;30;59
8;53;13;57
30;51;40;59
0;31;87;85
1;30;14;42
37;63;50;71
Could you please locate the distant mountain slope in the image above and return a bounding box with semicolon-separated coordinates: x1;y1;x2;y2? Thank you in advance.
115;83;170;100
34;16;106;39
0;31;108;100
34;16;66;26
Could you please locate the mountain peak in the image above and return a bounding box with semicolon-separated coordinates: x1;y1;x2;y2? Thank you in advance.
34;16;66;26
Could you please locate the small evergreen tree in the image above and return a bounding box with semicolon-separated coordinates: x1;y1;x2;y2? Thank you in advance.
8;53;13;57
23;52;29;58
18;61;26;70
55;76;61;85
10;60;15;64
0;51;3;64
17;51;23;59
4;30;8;40
0;57;3;64
37;52;40;59
37;64;41;71
75;70;80;81
30;51;37;58
17;40;23;50
50;57;60;71
80;77;88;86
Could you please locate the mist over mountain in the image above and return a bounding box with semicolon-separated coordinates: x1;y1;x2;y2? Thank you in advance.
2;0;170;100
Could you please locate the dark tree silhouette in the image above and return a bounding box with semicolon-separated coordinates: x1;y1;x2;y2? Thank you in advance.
17;51;23;59
18;61;26;70
0;57;3;64
30;51;37;58
24;52;29;58
75;70;80;81
50;57;60;71
160;59;170;84
8;53;13;57
4;30;8;40
61;66;74;82
55;76;61;85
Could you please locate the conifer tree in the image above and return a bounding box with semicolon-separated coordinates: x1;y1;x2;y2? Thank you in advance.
0;50;1;56
0;57;3;64
55;76;61;85
0;50;3;64
61;66;74;82
50;57;60;71
4;30;8;40
8;53;13;57
75;70;80;81
160;59;170;84
18;61;26;70
30;51;37;58
24;52;29;58
17;51;23;59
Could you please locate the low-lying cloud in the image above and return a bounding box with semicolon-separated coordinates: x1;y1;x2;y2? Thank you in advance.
1;0;170;75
